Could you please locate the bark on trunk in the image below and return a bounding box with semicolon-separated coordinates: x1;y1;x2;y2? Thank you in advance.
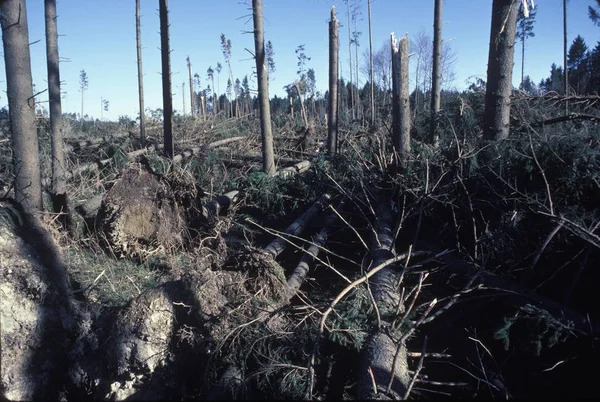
1;0;42;211
368;0;375;124
482;0;519;141
328;6;339;156
136;0;146;147
391;35;411;166
358;194;410;398
430;0;443;146
187;57;195;118
263;193;331;258
45;0;68;220
159;0;174;158
252;0;276;175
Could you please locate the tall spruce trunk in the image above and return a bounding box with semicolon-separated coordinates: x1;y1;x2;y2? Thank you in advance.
430;0;443;146
328;6;339;157
252;0;275;175
2;0;42;211
136;0;146;147
368;0;375;124
346;1;355;120
45;0;68;219
482;0;519;141
187;57;195;118
159;0;174;158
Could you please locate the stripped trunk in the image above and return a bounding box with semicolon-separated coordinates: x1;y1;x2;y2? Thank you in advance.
391;35;411;165
2;0;42;210
368;0;375;124
159;0;174;158
45;0;68;221
136;0;146;146
563;0;569;112
482;0;519;141
430;0;443;146
252;0;275;175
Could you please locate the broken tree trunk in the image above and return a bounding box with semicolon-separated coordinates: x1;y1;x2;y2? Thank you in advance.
263;193;331;258
390;33;411;167
276;160;311;179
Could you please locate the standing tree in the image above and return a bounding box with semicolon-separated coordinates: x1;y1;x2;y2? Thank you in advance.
187;56;195;117
482;0;519;141
45;0;67;218
591;0;600;26
367;0;375;124
79;69;88;120
252;0;275;175
430;0;443;146
391;33;410;166
266;40;276;81
516;2;537;87
159;0;173;158
207;66;216;115
220;34;237;117
216;62;222;112
563;0;569;111
182;82;186;116
344;0;355;119
567;35;590;94
2;0;42;210
328;6;339;155
587;42;600;94
351;1;362;119
136;0;146;146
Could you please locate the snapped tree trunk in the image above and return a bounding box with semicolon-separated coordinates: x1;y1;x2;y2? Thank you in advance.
391;34;411;166
2;0;42;211
328;6;339;157
482;0;519;141
45;0;68;221
136;0;146;147
252;0;275;175
159;0;174;158
430;0;443;146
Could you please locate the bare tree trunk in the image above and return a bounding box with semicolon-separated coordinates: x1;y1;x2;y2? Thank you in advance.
252;0;275;175
563;0;569;112
136;0;146;147
482;0;519;141
294;82;309;128
353;9;360;121
187;57;195;118
399;37;411;163
2;0;42;211
45;0;68;220
182;82;186;116
346;1;355;120
159;0;174;158
368;0;375;124
328;6;339;156
430;0;442;147
391;34;411;166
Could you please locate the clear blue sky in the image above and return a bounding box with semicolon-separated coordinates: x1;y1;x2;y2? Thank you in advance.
0;0;598;120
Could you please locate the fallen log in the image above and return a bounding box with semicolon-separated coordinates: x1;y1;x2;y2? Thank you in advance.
357;194;410;399
201;190;239;225
276;160;311;179
287;197;346;292
263;193;331;258
172;136;246;162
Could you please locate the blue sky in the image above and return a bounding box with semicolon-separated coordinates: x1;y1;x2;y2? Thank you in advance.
1;0;598;120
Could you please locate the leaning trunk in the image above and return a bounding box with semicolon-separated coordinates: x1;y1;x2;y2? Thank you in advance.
159;0;174;158
482;0;519;141
1;0;42;211
45;0;68;221
252;0;275;175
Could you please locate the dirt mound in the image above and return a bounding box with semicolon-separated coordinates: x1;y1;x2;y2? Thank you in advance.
95;164;194;259
0;203;73;400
